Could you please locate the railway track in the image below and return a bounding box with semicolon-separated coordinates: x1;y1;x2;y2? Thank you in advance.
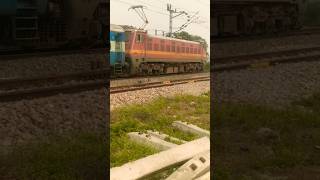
0;80;107;102
110;75;210;94
213;27;320;43
0;69;108;90
213;46;320;72
0;71;209;102
0;70;108;102
0;48;105;60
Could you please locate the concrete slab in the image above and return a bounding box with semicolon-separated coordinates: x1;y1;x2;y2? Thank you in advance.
194;171;210;180
165;150;210;180
172;121;210;137
110;137;210;180
146;130;187;144
128;132;177;150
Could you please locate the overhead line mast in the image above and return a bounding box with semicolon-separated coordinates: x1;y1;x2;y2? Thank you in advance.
166;4;188;37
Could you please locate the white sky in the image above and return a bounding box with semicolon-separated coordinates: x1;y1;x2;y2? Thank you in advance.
110;0;210;54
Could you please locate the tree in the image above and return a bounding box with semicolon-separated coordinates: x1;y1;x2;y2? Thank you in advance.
170;31;208;54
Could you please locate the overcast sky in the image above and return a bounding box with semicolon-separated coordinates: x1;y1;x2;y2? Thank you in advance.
110;0;210;54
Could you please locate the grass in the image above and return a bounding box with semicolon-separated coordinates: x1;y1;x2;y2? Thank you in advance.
203;61;210;72
213;93;320;179
0;132;107;180
110;92;210;168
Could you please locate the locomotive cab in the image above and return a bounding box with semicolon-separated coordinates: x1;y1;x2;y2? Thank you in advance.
121;26;148;75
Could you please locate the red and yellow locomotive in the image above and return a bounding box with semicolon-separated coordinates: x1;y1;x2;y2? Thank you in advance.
119;26;207;76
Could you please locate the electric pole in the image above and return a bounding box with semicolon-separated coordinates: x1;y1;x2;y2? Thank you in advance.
167;4;188;37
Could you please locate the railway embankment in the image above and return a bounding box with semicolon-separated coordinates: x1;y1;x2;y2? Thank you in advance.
212;51;320;179
0;89;107;148
111;80;210;110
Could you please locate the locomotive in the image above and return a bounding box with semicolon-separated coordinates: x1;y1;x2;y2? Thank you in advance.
212;0;308;37
110;25;207;76
0;0;107;49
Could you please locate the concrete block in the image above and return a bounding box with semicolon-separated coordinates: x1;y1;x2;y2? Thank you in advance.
172;121;210;137
165;150;210;180
146;130;187;144
110;137;210;180
128;132;177;150
194;171;210;180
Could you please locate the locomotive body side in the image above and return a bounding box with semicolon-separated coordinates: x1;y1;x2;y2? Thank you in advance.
123;28;206;75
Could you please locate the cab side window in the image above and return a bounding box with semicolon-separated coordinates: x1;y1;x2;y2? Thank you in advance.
136;34;144;43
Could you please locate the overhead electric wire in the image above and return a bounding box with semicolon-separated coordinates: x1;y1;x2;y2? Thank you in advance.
112;0;189;20
112;0;167;16
112;0;209;37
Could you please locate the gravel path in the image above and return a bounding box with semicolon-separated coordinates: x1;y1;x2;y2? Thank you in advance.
0;88;107;148
110;81;210;110
212;60;320;106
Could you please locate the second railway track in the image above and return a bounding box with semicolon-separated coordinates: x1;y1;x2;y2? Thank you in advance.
213;46;320;72
0;72;210;102
0;70;108;102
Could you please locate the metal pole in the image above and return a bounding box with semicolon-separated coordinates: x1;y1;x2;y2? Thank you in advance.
169;8;173;37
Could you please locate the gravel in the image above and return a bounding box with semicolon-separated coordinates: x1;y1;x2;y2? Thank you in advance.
212;60;320;107
0;53;107;79
0;88;107;148
212;34;320;58
110;81;210;110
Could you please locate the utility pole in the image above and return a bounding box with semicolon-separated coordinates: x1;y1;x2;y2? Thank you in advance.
167;4;188;37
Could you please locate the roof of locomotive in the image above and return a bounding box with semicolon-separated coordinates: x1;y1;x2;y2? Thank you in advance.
148;35;200;45
110;24;124;33
118;25;201;45
120;25;147;33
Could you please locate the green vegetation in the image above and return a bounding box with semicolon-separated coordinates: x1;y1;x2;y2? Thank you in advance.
203;61;210;72
213;93;320;179
303;1;320;26
0;132;107;180
110;93;210;167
